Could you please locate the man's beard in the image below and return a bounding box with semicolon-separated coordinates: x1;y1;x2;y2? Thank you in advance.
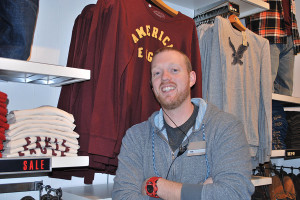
155;82;190;110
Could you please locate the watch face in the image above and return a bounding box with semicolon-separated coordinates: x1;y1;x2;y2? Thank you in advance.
147;185;154;193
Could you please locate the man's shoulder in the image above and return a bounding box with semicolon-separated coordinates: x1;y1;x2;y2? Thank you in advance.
125;118;153;139
206;103;242;125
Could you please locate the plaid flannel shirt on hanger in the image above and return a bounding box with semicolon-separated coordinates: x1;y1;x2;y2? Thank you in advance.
246;0;300;54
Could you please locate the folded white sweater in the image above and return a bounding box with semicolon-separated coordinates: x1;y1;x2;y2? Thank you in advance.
7;115;74;125
6;131;79;144
6;124;76;138
2;148;77;158
8;119;76;130
4;141;78;154
7;106;74;123
3;136;80;150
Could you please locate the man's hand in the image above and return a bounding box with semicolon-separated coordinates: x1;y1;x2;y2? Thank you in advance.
142;178;148;196
142;177;182;200
204;177;213;185
142;177;213;199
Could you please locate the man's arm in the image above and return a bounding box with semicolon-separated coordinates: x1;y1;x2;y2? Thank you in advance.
142;178;182;200
142;177;213;199
143;116;253;200
112;125;149;200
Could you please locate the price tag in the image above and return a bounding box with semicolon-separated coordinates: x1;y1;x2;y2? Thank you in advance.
285;149;300;160
242;31;247;46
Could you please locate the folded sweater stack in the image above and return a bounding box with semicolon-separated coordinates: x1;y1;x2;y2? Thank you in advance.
2;106;80;158
0;91;8;158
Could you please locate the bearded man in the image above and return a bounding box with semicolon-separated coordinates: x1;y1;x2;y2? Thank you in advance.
112;47;254;200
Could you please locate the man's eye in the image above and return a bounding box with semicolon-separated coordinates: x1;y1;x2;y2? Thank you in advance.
153;72;160;77
172;69;178;73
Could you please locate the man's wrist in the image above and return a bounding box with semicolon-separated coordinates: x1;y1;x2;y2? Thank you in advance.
145;177;161;198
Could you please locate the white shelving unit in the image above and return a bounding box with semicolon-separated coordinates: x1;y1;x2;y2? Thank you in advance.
0;54;91;196
0;55;91;174
0;57;90;87
51;156;89;168
272;93;300;107
271;150;286;157
251;176;272;187
166;0;269;18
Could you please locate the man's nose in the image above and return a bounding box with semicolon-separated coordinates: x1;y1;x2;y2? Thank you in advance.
161;70;171;81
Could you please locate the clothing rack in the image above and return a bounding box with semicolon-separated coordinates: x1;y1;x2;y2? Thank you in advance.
272;164;300;173
253;163;300;176
0;181;43;194
193;1;240;26
0;181;63;200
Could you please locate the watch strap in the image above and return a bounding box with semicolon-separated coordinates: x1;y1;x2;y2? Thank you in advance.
145;176;161;198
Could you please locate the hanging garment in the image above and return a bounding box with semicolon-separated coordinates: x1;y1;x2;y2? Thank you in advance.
198;16;272;168
289;172;300;200
0;0;39;60
283;175;297;200
246;0;300;54
56;0;202;183
285;111;300;149
272;100;288;150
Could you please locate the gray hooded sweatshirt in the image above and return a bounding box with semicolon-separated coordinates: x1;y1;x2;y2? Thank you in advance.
112;98;254;199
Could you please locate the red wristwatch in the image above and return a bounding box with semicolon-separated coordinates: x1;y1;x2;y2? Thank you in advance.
145;177;161;198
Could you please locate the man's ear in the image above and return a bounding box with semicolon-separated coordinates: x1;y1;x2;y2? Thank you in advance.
189;71;196;87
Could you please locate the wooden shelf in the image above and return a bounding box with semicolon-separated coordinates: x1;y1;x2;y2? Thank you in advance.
0;57;90;87
165;0;269;18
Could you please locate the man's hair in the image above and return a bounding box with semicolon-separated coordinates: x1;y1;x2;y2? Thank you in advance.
151;47;193;72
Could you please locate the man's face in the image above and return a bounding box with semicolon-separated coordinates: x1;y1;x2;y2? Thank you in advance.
151;50;195;110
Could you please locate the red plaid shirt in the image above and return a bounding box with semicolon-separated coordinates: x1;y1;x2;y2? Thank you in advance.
246;0;300;54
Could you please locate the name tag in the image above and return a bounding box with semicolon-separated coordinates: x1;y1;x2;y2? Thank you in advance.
187;141;206;156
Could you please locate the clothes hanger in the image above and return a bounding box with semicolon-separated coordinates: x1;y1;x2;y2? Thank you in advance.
228;14;246;31
150;0;178;16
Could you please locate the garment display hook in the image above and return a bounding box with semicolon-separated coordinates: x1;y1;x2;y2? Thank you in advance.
150;0;178;16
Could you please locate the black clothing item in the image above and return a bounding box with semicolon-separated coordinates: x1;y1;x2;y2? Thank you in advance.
272;100;288;150
164;104;199;152
285;111;300;149
20;196;35;200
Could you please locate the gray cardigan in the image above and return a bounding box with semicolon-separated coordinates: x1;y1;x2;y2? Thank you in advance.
112;98;254;199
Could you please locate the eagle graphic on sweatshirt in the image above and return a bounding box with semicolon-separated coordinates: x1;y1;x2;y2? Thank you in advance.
229;37;249;65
